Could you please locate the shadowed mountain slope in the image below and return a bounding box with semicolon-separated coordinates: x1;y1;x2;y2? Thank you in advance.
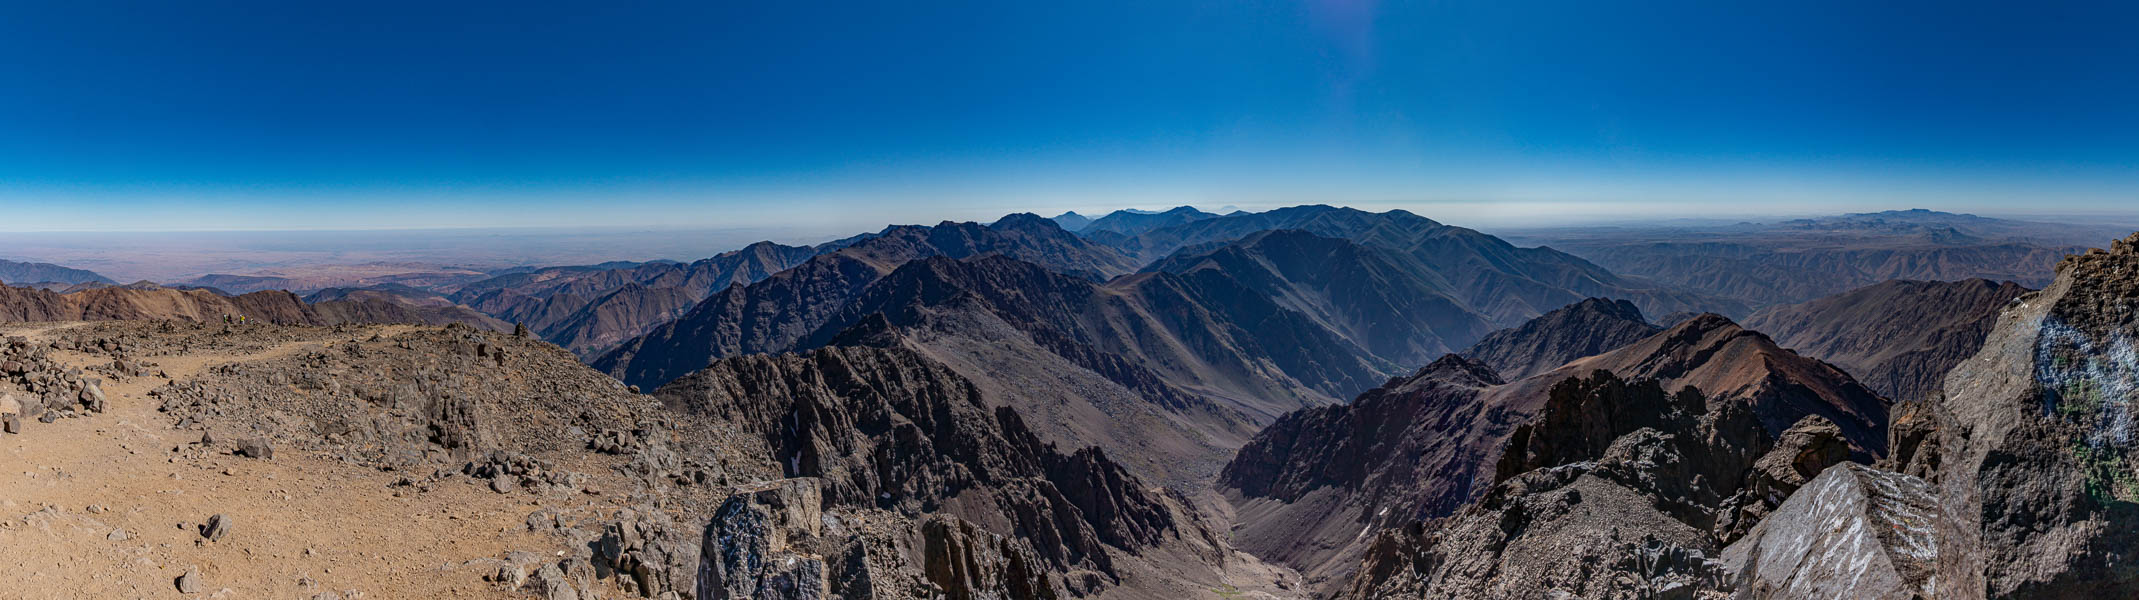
1461;297;1663;380
1742;278;2030;403
0;282;509;330
1075;206;1221;239
0;259;114;287
1145;229;1497;370
1103;205;1744;324
594;216;1140;390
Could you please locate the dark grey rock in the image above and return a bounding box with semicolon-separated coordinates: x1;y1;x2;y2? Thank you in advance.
200;513;230;542
235;437;273;459
697;478;828;600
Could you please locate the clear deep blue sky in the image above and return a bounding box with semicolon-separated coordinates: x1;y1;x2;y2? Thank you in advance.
2;0;2135;231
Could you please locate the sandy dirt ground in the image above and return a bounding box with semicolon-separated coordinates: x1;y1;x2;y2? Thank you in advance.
0;323;577;599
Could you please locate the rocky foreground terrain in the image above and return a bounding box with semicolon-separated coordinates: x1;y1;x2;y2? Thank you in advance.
0;318;1293;599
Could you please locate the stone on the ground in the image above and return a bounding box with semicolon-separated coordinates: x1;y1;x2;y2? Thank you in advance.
2;412;18;434
235;437;273;459
531;562;580;600
176;566;202;593
200;513;231;542
79;382;106;413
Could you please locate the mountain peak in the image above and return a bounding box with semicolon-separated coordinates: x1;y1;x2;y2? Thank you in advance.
1462;297;1661;380
1411;353;1504;387
989;212;1066;232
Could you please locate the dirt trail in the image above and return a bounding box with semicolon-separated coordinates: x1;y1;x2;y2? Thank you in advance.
0;323;551;599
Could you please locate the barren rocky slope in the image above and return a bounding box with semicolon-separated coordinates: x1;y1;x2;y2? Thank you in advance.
453;241;821;356
1218;314;1889;591
0;282;509;331
1102;205;1744;323
0;318;1298;599
1329;230;2139;599
653;345;1290;598
1146;229;1498;369
1742;278;2030;404
0;258;114;287
594;215;1139;390
1460;297;1662;380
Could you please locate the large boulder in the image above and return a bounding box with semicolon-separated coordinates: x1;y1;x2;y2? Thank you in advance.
697;478;829;600
1721;463;1937;599
1933;233;2139;598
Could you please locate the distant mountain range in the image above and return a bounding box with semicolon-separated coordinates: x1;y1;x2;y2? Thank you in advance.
0;280;507;330
1742;278;2030;404
448;241;821;356
0;258;114;287
1501;208;2108;309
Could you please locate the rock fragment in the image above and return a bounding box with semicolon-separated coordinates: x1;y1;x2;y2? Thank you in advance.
200;513;230;542
176;566;202;593
234;437;273;459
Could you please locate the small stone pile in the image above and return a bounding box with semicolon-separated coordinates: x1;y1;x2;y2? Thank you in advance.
2;335;112;433
465;450;588;495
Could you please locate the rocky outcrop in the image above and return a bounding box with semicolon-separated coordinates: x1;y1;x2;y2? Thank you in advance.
1713;415;1852;544
1743;278;2030;403
920;516;1059;600
655;346;1202;581
1721;463;1938;600
1462;297;1662;380
1343;370;1781;599
697;479;832;599
1931;232;2139;598
1223;314;1888;591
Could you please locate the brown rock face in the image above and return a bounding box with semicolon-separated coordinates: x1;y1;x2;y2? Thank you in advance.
1933;231;2139;598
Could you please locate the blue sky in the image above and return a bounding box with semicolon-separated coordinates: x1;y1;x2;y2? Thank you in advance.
2;0;2135;231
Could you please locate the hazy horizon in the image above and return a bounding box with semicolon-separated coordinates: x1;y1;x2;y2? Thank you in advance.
8;203;2139;283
